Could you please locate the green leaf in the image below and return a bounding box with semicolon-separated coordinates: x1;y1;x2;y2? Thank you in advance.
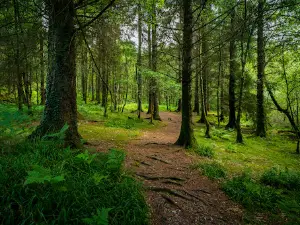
83;208;113;225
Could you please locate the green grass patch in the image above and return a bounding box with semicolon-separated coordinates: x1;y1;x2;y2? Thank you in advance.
196;162;226;179
223;174;280;211
193;144;214;158
0;140;148;224
261;167;300;191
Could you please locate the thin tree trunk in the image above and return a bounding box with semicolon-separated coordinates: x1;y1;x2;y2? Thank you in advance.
256;0;266;137
137;1;142;118
13;0;23;111
151;3;161;121
40;34;46;105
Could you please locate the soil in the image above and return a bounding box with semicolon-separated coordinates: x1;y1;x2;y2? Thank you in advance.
125;112;244;225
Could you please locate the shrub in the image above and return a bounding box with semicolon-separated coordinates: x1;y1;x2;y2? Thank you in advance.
223;174;279;211
198;162;226;179
194;144;214;158
261;168;300;191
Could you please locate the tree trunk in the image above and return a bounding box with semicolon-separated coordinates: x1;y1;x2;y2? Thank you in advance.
81;44;88;104
151;3;161;121
29;0;81;148
256;0;266;137
147;22;152;115
40;33;46;105
175;0;197;148
13;0;23;111
137;1;142;118
194;32;200;115
226;8;237;129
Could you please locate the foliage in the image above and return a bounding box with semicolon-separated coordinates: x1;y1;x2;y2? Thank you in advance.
261;168;300;191
0;141;148;225
223;174;280;211
197;162;226;179
193;144;214;158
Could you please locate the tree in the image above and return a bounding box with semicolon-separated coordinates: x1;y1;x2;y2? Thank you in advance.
175;0;197;148
256;0;266;137
29;0;81;147
226;6;237;129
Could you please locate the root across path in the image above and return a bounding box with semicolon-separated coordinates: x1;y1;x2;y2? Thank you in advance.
125;112;243;225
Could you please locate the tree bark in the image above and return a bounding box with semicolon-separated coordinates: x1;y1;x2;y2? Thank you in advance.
29;0;81;148
13;0;23;111
256;0;266;137
226;8;237;129
151;2;161;121
137;1;142;118
175;0;197;148
40;33;46;105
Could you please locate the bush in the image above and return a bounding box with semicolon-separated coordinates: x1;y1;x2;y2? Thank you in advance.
198;162;226;179
0;141;148;225
194;144;214;158
223;174;279;211
261;168;300;191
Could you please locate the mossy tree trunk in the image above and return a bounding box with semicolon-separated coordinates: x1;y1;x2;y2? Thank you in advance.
175;0;197;148
256;0;266;137
29;0;81;148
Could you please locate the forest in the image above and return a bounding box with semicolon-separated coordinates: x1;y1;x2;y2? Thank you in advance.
0;0;300;224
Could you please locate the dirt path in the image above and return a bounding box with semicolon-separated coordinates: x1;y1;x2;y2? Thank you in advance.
125;112;243;225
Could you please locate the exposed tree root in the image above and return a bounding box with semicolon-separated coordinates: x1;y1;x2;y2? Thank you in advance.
181;189;207;205
146;186;192;201
136;173;186;182
191;189;212;195
146;156;171;164
162;180;183;186
161;194;183;211
145;142;171;146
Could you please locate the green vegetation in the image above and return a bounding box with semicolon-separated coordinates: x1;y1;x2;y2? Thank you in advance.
196;162;226;179
0;105;148;225
193;113;300;223
192;144;214;158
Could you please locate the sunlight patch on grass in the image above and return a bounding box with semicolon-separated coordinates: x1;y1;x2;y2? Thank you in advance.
194;116;299;178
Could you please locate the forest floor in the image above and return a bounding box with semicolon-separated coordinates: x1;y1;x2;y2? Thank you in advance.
110;112;243;225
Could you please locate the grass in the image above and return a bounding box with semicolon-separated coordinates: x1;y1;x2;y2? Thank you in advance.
192;144;214;158
195;162;226;179
0;103;149;224
194;114;299;177
193;113;300;224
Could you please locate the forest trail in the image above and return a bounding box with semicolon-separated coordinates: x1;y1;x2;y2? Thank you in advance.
125;112;244;225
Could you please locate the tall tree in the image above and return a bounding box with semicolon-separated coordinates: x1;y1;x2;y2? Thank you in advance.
175;0;196;148
151;1;161;121
256;0;266;137
29;0;81;147
137;1;142;119
226;6;237;129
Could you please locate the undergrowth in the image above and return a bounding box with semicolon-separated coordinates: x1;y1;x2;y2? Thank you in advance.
0;109;148;225
196;162;226;179
0;140;148;224
193;144;214;158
